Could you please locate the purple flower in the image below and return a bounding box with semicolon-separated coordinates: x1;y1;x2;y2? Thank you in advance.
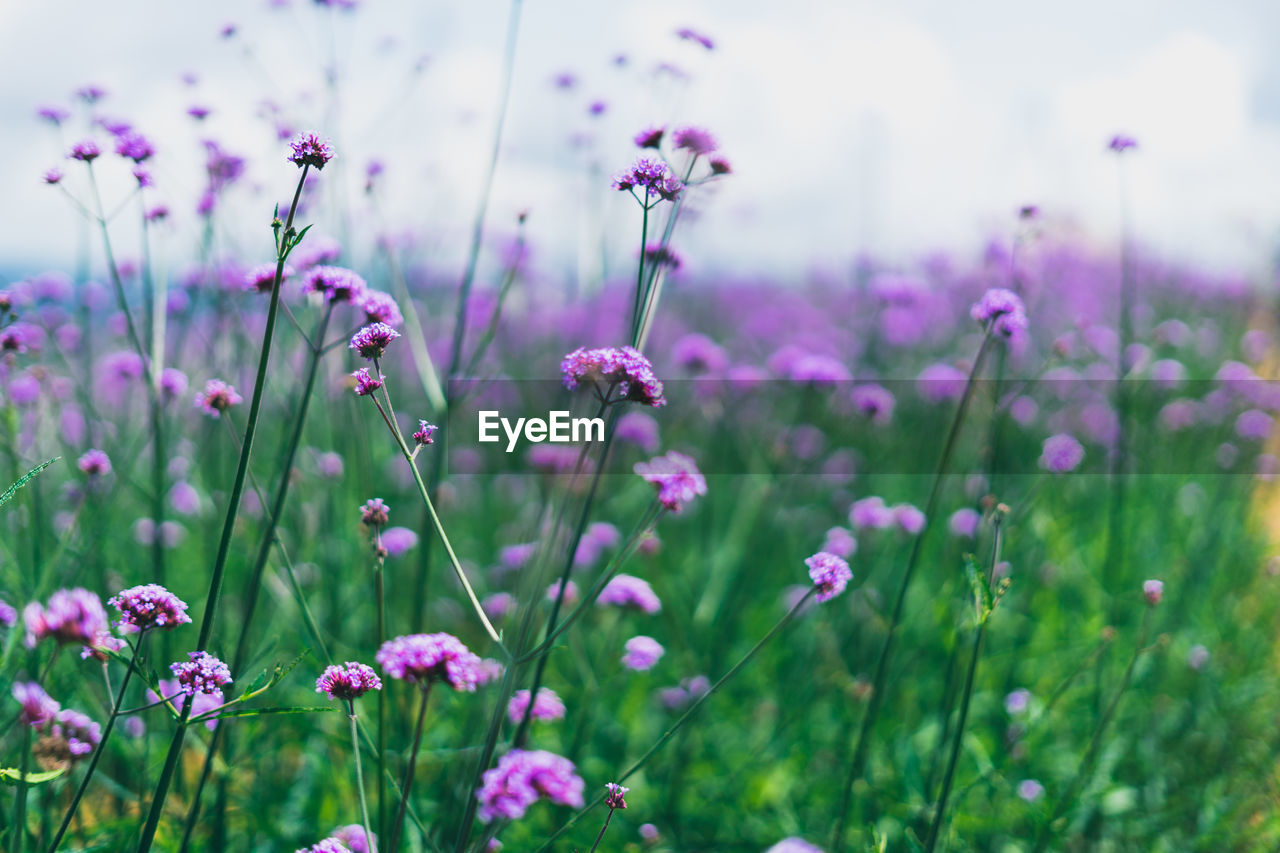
1187;644;1210;671
788;354;851;386
1039;434;1084;473
360;498;389;526
477;749;585;822
1236;409;1273;441
304;266;367;303
69;139;101;162
115;131;155;163
43;168;64;185
381;527;418;556
546;579;580;606
359;290;403;327
0;598;15;627
76;85;108;104
970;288;1028;338
675;27;715;49
376;633;482;690
615;412;661;452
331;826;375;853
764;839;824;853
893;504;926;535
850;384;895;424
598;575;662;614
1004;688;1031;715
506;687;566;724
108;584;192;632
605;782;629;810
37;105;70;125
917;363;967;402
708;155;732;175
849;496;894;530
1143;579;1164;606
413;420;437;446
611;156;683;203
80;631;126;662
671;126;718;155
288;132;335;169
160;368;189;400
195;379;243;417
42;708;102;763
822;527;857;558
500;543;537;571
171;651;233;696
1109;134;1138;152
806;551;853;603
297;841;352;853
187;105;211;120
13;682;60;727
23;588;108;647
561;346;666;407
949;508;981;538
622;636;664;671
634;451;707;512
77;449;111;476
349;322;400;360
147;679;223;730
352;368;383;396
671;333;728;373
634;126;665;149
317;662;383;701
244;263;291;294
482;593;516;620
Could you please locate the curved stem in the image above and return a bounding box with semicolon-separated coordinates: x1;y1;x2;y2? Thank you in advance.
388;685;432;853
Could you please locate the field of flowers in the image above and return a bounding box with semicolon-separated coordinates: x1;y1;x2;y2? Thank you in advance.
4;4;1280;852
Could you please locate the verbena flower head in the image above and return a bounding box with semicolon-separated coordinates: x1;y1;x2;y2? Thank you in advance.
598;574;662;613
477;748;585;822
38;708;102;766
708;155;732;175
0;598;15;627
851;384;895;424
359;290;404;326
316;662;383;701
349;322;400;360
195;379;243;417
115;131;155;163
413;420;437;446
561;345;666;406
675;27;715;49
622;635;664;671
1017;779;1045;802
244;263;291;293
360;498;389;526
634;125;665;149
764;839;824;853
970;288;1028;338
297;840;352;853
13;682;60;727
108;584;191;632
1143;578;1164;606
605;782;629;810
893;504;927;535
352;367;383;396
23;588;108;647
1109;134;1138;152
634;450;707;512
331;826;375;853
288;132;335;169
611;156;682;202
506;687;566;724
806;551;853;603
304;266;367;303
80;630;126;662
671;126;718;155
69;139;101;162
376;633;482;690
78;449;111;476
37;105;70;125
171;651;233;696
1039;434;1084;473
1004;688;1031;715
44;167;64;185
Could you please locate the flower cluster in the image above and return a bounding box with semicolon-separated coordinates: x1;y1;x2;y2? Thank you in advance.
23;588;108;647
108;584;191;632
634;450;707;512
351;368;383;397
805;551;853;603
604;782;629;810
561;345;666;406
316;662;383;701
476;749;585;822
171;651;233;696
288;132;335;169
244;263;292;293
611;156;683;202
77;448;112;476
970;288;1028;338
304;266;367;303
1039;434;1085;473
195;379;243;417
360;498;389;526
296;840;351;853
13;682;60;727
349;322;400;360
413;420;437;446
622;635;665;671
506;687;566;724
376;633;482;690
597;574;662;613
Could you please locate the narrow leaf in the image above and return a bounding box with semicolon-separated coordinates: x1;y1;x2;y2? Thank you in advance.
0;457;59;508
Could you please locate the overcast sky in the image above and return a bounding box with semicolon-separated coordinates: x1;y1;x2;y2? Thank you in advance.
4;0;1280;283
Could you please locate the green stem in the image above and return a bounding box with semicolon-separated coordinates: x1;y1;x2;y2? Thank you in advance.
832;331;995;849
137;164;311;853
587;807;616;853
47;635;146;852
630;198;649;342
350;705;378;853
10;726;31;853
388;685;432;853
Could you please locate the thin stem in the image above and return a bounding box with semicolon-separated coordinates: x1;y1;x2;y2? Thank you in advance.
350;704;378;853
534;590;817;853
137;164;311;853
388;685;432;853
587;808;616;853
10;726;31;853
47;635;146;852
833;331;996;849
630;198;650;342
924;518;1005;851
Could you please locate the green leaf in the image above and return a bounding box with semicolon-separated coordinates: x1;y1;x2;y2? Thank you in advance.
0;457;59;509
0;767;66;786
192;705;338;722
963;553;992;623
